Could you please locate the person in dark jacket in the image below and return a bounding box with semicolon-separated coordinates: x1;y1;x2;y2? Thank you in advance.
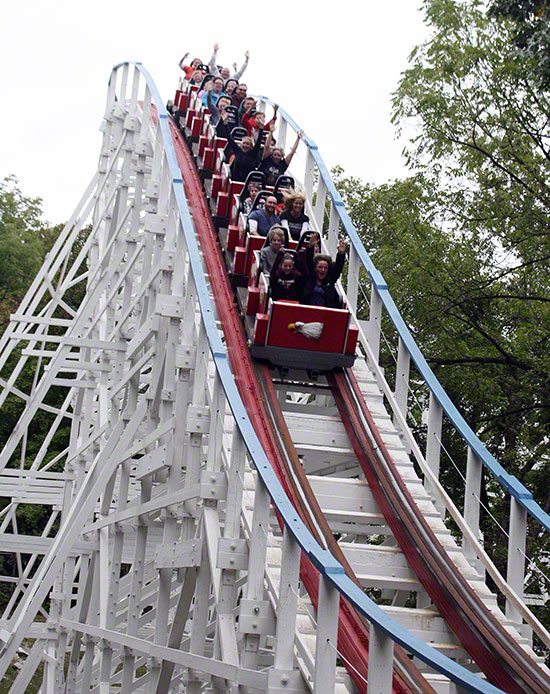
301;236;347;308
231;83;248;109
260;126;303;186
226;130;264;182
270;249;309;302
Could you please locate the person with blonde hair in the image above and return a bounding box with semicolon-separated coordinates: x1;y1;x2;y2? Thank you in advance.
189;68;206;85
280;191;310;241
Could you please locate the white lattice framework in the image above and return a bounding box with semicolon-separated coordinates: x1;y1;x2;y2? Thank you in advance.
0;62;548;694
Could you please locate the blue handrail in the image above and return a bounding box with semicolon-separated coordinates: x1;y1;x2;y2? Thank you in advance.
121;62;507;694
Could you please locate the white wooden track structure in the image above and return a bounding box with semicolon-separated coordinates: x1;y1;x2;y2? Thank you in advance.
0;62;549;694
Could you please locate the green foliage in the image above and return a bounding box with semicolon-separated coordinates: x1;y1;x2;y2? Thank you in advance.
489;0;550;89
0;178;77;615
387;0;550;478
0;177;48;302
336;0;550;617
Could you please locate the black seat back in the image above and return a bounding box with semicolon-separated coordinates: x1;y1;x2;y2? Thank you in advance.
198;74;216;91
230;126;248;142
224;106;239;131
273;175;295;201
225;126;248;159
225;78;238;94
250;190;271;213
296;229;317;253
238;172;267;214
243;171;266;190
244;192;271;232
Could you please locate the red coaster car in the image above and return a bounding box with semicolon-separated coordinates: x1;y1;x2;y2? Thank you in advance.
252;299;358;370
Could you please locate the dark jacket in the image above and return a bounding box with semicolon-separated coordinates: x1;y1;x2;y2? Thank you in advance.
301;248;345;308
270;250;309;302
227;128;264;182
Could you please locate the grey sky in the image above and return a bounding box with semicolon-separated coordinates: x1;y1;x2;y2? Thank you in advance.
1;1;428;223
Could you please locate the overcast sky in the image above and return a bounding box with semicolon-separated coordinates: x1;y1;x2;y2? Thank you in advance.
1;1;429;224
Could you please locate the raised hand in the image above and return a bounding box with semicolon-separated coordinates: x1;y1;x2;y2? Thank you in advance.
245;50;250;59
337;237;347;254
309;233;320;248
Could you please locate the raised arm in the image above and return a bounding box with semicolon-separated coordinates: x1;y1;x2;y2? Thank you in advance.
296;249;309;282
225;124;241;154
232;50;250;80
208;43;221;77
178;52;189;70
252;128;264;159
206;85;219;121
262;122;276;159
305;233;320;272
331;238;347;281
285;129;303;166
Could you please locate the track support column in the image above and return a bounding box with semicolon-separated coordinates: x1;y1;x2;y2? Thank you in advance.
463;448;482;569
367;623;394;694
268;529;305;692
506;498;527;627
313;575;339;694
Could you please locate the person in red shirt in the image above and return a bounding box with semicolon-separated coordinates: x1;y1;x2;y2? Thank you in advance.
179;53;202;80
242;104;278;141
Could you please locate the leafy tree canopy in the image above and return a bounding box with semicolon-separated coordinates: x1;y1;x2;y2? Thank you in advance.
0;176;48;301
337;0;550;504
489;0;550;88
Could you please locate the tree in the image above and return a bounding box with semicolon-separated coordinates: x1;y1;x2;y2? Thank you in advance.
489;0;550;89
0;176;48;301
0;178;77;613
387;0;550;477
335;0;550;619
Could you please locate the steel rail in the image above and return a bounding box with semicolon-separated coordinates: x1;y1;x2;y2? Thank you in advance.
328;368;550;694
109;61;510;694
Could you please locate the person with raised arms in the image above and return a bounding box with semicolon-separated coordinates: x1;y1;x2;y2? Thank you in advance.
208;43;250;81
179;53;202;80
226;131;264;183
301;235;347;308
261;125;303;186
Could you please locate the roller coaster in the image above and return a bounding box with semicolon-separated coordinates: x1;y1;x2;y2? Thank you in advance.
0;61;549;693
